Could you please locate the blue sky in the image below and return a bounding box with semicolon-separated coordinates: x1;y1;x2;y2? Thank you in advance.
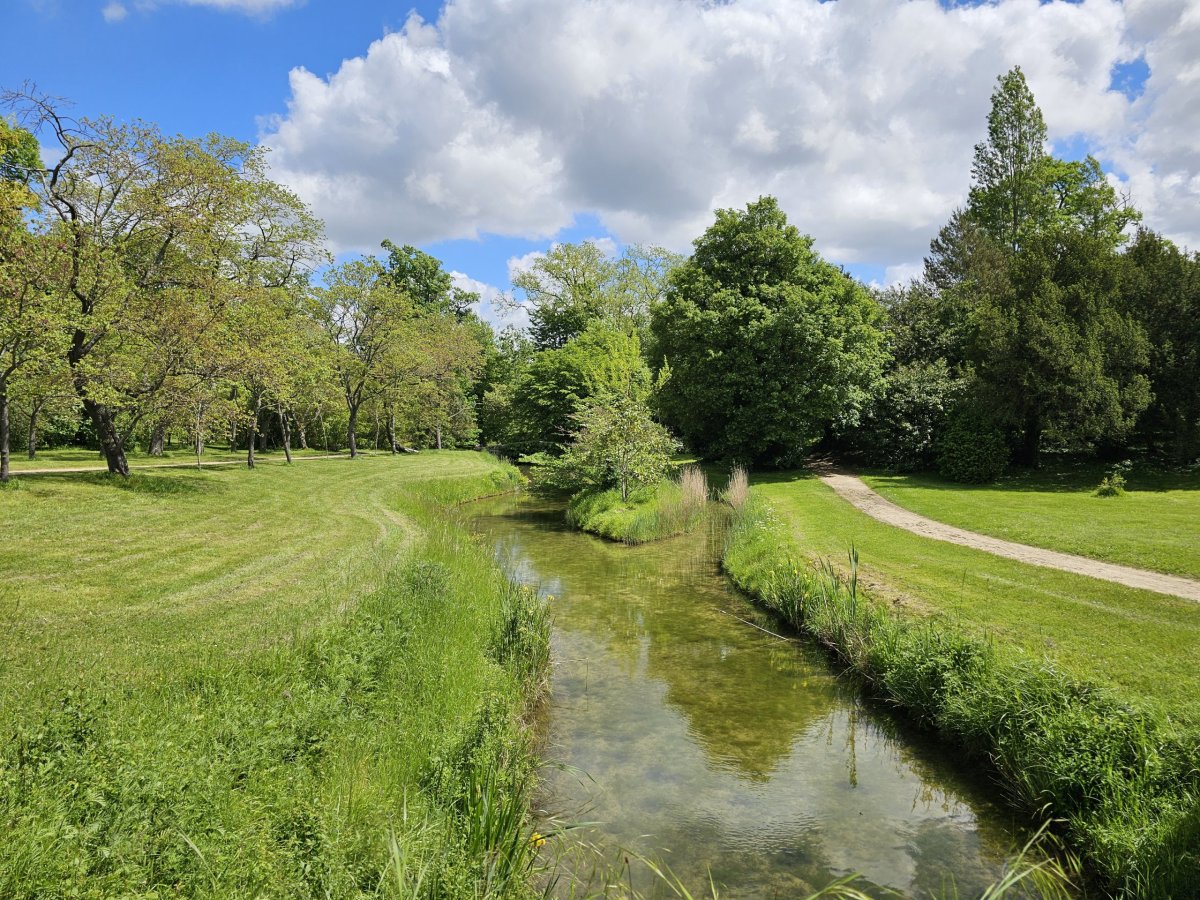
3;1;1187;322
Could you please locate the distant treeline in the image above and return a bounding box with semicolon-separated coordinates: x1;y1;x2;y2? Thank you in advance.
3;67;1197;484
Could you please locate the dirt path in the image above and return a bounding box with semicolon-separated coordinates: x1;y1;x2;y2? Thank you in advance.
819;471;1200;603
13;454;349;475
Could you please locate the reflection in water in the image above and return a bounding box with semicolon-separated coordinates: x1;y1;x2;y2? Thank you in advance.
469;495;1031;898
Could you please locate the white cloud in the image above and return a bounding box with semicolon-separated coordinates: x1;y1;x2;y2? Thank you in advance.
101;2;127;22
261;0;1200;269
506;250;544;282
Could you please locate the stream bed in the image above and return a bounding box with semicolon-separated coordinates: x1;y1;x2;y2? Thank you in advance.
468;493;1037;898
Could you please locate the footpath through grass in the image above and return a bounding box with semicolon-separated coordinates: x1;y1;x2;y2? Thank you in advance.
861;461;1200;579
751;471;1200;724
0;452;549;897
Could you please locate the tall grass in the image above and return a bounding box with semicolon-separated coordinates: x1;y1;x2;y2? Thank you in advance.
723;492;1200;897
0;461;550;898
568;467;709;544
722;464;749;511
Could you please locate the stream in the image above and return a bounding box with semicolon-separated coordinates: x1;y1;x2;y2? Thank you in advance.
468;492;1037;898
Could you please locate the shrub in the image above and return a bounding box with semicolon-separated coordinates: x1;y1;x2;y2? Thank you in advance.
1095;460;1132;497
937;408;1009;483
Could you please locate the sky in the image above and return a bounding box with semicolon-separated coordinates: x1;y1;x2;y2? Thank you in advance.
4;0;1198;328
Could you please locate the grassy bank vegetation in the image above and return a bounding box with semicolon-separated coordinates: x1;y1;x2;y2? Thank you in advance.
752;472;1200;722
0;453;550;897
566;465;709;544
723;490;1200;896
862;462;1200;579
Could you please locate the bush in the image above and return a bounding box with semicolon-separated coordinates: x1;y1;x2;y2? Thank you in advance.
1095;460;1132;497
937;408;1009;483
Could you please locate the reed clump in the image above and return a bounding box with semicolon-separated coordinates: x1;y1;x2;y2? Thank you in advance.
723;464;749;511
723;491;1200;897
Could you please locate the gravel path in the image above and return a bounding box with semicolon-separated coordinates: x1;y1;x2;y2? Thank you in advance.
819;471;1200;603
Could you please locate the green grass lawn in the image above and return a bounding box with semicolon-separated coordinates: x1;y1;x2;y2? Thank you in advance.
751;471;1200;725
7;445;347;470
860;461;1200;579
0;452;545;897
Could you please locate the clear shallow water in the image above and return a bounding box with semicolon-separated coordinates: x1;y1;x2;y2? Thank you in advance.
469;494;1036;898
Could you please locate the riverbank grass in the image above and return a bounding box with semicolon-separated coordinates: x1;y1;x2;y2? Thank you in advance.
862;461;1200;578
723;490;1200;896
566;465;708;544
750;471;1200;722
0;453;548;897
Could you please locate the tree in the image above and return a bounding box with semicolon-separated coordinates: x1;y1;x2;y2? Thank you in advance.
491;323;655;456
541;393;678;500
314;258;414;457
380;238;475;318
511;241;678;350
651;196;887;466
0;119;71;481
1119;230;1200;462
926;68;1147;466
5;88;324;476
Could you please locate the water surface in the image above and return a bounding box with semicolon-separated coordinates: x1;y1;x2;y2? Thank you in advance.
469;494;1035;898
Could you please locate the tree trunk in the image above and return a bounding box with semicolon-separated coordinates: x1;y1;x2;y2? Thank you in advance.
373;412;381;451
0;387;10;482
279;405;293;464
230;418;238;453
1017;408;1042;467
247;394;262;469
347;404;359;458
83;398;130;476
149;422;166;457
386;412;398;455
27;397;44;460
297;421;308;451
436;423;443;451
194;405;205;469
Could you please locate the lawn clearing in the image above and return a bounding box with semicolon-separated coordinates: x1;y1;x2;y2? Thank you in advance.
0;452;546;897
861;461;1200;580
751;471;1200;725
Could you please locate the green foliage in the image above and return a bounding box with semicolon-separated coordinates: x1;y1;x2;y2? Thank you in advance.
488;323;655;456
1118;230;1200;463
846;360;963;471
723;492;1200;897
566;466;708;544
936;406;1009;483
511;241;679;350
380;238;476;318
928;68;1149;466
536;393;678;501
1094;460;1132;497
651;196;887;466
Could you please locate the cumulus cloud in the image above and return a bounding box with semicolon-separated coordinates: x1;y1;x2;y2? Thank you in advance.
101;2;127;22
451;271;522;331
261;0;1200;272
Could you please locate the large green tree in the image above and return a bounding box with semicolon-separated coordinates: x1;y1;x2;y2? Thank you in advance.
930;68;1147;465
651;196;886;466
1119;230;1200;462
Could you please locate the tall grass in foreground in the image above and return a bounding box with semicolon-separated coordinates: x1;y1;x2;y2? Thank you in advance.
0;462;552;898
567;466;709;544
723;492;1200;898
